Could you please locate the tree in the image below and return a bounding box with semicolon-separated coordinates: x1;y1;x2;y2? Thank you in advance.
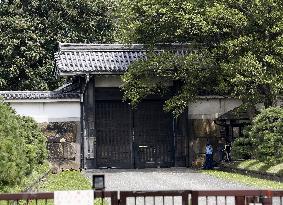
0;100;47;190
231;126;254;160
117;0;283;115
215;0;283;107
0;0;115;91
122;50;224;116
249;106;283;165
232;107;283;165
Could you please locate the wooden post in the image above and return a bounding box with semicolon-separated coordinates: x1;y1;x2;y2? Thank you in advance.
262;198;272;205
110;191;119;205
246;196;255;204
181;192;189;205
191;191;199;205
235;196;245;205
119;192;127;205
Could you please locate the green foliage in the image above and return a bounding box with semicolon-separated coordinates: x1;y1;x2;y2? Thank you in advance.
236;160;270;172
0;102;47;191
1;162;50;193
39;171;91;191
249;107;283;165
232;132;254;160
122;49;225;116
0;0;115;91
267;162;283;176
118;0;283;114
39;171;107;205
223;159;283;177
232;107;283;164
18;117;48;173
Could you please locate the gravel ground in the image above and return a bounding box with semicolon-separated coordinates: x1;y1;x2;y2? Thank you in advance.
85;168;260;205
84;168;254;191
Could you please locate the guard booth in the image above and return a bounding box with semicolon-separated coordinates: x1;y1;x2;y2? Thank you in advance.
214;106;254;143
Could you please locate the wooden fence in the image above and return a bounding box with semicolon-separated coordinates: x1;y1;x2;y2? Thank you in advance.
0;190;282;205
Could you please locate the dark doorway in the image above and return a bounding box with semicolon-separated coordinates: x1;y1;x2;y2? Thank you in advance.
95;100;174;168
95;101;133;168
134;101;174;168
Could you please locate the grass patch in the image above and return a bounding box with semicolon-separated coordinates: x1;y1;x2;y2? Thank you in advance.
0;170;99;205
236;160;269;172
228;160;283;176
267;163;283;175
38;171;105;205
202;170;283;190
39;170;91;191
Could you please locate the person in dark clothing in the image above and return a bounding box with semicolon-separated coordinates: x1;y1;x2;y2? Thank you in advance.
203;142;214;169
224;142;232;162
217;138;225;162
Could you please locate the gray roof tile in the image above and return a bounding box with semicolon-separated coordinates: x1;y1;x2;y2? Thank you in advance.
55;43;189;75
0;91;80;100
0;82;81;100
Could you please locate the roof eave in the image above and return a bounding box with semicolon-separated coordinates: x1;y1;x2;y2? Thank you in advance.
58;43;194;51
59;71;125;76
4;98;80;103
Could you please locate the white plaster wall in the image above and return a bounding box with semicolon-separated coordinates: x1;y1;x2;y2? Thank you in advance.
8;101;80;123
188;97;242;119
6;96;247;122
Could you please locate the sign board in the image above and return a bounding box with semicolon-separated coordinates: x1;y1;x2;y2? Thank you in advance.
54;190;94;205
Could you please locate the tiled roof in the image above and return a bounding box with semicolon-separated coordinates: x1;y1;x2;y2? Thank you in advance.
0;91;80;100
215;107;258;127
0;82;81;100
55;43;189;76
217;106;257;120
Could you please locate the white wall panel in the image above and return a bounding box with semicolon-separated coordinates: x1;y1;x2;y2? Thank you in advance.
188;98;242;119
9;101;80;123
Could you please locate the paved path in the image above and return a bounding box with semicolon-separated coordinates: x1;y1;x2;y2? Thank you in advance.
84;168;254;191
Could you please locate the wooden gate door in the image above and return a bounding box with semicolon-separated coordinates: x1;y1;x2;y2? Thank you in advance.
95;101;133;168
134;101;174;168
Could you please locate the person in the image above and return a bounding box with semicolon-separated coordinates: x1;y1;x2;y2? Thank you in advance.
217;138;225;162
203;141;214;169
224;142;232;162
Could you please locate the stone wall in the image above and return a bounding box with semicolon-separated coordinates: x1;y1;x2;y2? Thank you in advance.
40;122;81;171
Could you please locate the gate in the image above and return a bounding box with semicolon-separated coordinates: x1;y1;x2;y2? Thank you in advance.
95;100;174;169
134;101;174;168
96;101;133;168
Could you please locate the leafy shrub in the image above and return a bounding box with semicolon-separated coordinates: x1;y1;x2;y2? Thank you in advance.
0;101;47;190
18;117;48;174
249;107;283;165
232;130;254;160
232;107;283;165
